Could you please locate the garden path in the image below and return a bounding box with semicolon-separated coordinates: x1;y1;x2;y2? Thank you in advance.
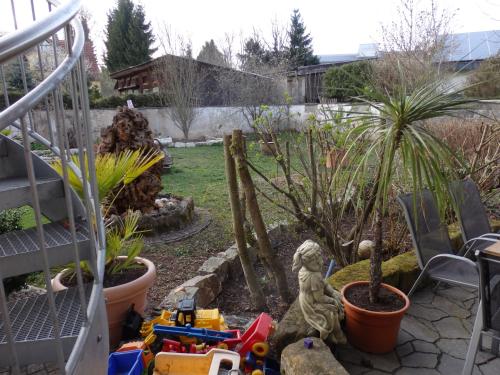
337;284;500;374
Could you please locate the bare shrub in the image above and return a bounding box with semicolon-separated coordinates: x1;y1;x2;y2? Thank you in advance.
426;117;500;194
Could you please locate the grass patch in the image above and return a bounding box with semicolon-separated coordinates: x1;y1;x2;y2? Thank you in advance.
156;140;297;256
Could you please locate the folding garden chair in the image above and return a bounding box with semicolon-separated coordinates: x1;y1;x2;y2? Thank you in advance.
450;178;500;252
462;246;500;374
397;190;479;297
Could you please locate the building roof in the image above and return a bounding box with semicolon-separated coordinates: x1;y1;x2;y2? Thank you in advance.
444;30;500;62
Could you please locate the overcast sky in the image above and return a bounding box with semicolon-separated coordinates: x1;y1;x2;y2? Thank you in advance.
1;0;499;65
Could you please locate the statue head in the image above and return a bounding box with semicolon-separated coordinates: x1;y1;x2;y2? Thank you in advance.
292;240;324;273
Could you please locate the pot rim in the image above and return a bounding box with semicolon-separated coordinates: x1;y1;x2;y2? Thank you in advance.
340;280;410;316
54;256;155;291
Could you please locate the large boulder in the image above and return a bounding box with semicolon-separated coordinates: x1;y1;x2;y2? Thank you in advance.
271;300;318;356
198;256;230;282
160;273;221;309
281;337;349;375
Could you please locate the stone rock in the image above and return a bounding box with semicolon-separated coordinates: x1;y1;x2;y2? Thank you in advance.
430;295;470;319
433;317;470;339
407;304;448;322
217;245;242;278
358;240;374;260
479;357;500;375
396;342;413;357
400;316;439;342
160;273;221;309
412;340;439;354
174;142;186;148
198;256;230;282
281;337;349;375
271;299;318;356
400;352;438;368
223;314;254;331
185;142;196;147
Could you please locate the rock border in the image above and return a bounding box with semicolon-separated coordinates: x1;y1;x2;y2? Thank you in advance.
158;221;289;310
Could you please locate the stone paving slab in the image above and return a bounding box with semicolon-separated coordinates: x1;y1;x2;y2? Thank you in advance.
335;284;500;374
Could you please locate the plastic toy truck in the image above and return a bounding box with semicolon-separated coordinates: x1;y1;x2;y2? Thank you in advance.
153;348;240;375
141;298;227;338
108;349;144;375
116;341;154;368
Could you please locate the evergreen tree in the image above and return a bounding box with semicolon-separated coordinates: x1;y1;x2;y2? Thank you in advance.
104;0;156;72
288;9;319;69
7;57;34;91
238;38;269;69
197;40;226;66
184;43;193;59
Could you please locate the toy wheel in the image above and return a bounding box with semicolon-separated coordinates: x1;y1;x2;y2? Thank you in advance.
251;342;269;357
251;370;264;375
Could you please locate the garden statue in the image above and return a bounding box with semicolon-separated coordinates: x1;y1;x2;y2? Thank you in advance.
99;106;163;214
292;240;347;344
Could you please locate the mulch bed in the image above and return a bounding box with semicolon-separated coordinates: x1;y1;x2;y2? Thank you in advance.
209;225;321;322
344;283;405;312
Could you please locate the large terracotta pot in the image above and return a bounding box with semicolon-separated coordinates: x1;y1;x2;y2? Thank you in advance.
341;281;410;353
325;148;347;169
259;140;276;156
52;256;156;348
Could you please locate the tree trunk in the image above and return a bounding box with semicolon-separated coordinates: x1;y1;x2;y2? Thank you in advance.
223;135;267;311
98;106;163;215
232;130;292;304
369;208;383;303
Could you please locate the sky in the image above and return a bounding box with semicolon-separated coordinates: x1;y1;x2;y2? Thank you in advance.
1;0;499;65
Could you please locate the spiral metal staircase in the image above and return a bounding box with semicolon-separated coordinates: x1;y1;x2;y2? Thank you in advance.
0;0;108;373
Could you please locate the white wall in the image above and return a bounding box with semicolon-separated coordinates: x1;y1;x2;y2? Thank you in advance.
31;101;500;141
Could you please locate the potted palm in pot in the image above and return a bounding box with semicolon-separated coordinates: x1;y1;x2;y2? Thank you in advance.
51;148;163;347
337;79;473;353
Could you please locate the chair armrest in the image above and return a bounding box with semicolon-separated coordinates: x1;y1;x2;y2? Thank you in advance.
426;253;478;277
478;233;500;239
458;237;499;257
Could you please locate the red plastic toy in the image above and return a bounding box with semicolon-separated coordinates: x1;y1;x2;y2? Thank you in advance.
235;313;274;358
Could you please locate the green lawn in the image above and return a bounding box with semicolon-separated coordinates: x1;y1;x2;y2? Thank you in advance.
160;140;295;254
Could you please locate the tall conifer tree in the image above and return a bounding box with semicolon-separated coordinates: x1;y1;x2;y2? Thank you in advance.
288;9;319;69
104;0;156;72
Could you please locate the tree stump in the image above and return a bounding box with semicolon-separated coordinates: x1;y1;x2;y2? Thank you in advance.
98;106;163;214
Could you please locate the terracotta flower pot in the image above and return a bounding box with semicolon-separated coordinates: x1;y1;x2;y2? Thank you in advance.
259;140;276;156
325;148;347;169
341;281;410;353
52;256;156;348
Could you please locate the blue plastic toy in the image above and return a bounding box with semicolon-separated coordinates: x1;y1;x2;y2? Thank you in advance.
153;323;234;342
108;349;144;375
244;352;280;375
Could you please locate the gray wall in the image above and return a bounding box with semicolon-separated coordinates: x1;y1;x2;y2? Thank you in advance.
31;101;500;141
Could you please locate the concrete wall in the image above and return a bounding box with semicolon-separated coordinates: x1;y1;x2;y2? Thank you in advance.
31;101;500;141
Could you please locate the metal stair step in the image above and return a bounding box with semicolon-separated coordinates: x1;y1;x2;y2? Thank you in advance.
0;285;91;367
0;177;64;211
0;220;91;279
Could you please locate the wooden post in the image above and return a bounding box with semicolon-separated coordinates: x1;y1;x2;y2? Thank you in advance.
223;134;267;310
232;130;292;303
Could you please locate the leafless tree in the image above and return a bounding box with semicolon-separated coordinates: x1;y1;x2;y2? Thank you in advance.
155;24;202;140
374;0;456;91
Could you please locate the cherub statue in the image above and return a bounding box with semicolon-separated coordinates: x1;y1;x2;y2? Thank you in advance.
292;240;346;344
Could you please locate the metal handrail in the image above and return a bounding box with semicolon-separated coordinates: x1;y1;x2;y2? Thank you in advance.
0;0;80;64
0;0;107;372
0;4;84;130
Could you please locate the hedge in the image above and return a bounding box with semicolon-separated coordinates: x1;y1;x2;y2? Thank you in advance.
90;93;164;109
1;90;165;111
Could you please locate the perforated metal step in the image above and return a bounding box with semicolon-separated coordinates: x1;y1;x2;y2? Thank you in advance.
0;177;64;211
0;221;91;278
0;286;91;367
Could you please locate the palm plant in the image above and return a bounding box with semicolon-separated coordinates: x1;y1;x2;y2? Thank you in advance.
52;148;163;210
52;148;163;278
339;79;475;303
